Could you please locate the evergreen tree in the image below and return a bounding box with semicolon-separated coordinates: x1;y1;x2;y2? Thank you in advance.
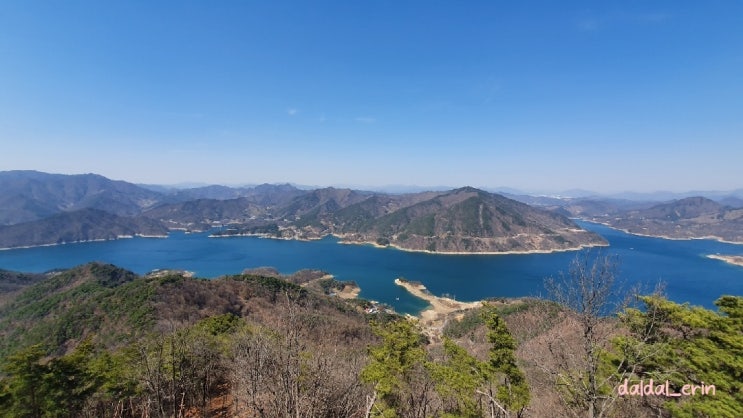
0;344;47;418
615;295;743;417
361;319;433;417
429;337;487;417
482;306;530;417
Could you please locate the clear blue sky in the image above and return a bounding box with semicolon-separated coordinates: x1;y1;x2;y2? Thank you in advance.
1;1;741;193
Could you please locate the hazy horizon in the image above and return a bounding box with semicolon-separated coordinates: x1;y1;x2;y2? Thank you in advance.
1;2;741;193
7;168;743;200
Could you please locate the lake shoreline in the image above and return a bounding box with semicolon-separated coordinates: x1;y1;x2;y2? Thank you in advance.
707;254;743;268
578;220;743;246
394;278;482;336
5;227;607;255
213;231;608;255
0;234;169;251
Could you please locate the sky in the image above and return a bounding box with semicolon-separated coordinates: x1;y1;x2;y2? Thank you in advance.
1;1;741;194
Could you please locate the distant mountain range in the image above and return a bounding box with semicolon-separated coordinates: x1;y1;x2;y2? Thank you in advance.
2;170;741;249
0;171;163;225
0;171;606;253
504;193;743;243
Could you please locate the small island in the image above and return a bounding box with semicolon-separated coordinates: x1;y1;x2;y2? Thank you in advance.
707;254;743;268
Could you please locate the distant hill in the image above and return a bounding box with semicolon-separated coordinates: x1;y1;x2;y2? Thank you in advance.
167;183;306;204
0;208;169;249
0;261;372;358
0;171;164;225
548;197;657;217
332;187;607;253
581;197;743;242
142;197;269;231
0;171;307;227
213;186;607;253
0;270;48;309
0;262;377;416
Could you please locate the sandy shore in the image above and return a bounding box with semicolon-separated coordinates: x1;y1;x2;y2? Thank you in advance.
395;278;483;336
337;283;361;299
707;254;743;267
203;230;609;255
341;239;607;255
0;234;168;251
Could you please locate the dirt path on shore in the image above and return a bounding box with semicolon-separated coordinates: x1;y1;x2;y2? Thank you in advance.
394;278;483;337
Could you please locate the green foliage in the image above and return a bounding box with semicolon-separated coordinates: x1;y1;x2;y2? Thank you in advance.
361;320;427;396
493;300;532;317
443;301;531;340
317;278;346;294
361;319;430;416
376;237;390;246
482;305;530;415
448;196;494;236
372;209;412;235
408;214;436;236
0;340;100;418
41;339;99;417
0;344;47;417
194;312;241;336
442;309;484;339
0;264;156;357
429;338;487;417
615;295;743;418
230;273;306;302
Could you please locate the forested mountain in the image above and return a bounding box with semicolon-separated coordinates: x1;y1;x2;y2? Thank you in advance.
141;197;268;231
166;183;306;204
0;262;740;417
210;187;607;253
1;171;605;252
0;208;169;249
571;196;743;242
0;171;163;225
343;187;605;252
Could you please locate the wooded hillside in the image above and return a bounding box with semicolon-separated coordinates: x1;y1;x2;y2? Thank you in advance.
0;260;740;417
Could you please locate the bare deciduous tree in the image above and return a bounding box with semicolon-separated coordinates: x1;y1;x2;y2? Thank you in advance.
543;251;624;418
230;292;368;417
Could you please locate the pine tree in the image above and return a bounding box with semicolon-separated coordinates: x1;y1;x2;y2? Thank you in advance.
482;306;530;417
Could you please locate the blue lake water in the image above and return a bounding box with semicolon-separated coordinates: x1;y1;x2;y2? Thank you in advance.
0;221;741;314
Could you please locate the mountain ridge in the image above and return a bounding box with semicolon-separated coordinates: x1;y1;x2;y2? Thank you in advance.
0;171;606;252
567;196;743;243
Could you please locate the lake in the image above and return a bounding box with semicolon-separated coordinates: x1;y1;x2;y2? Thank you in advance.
1;221;741;314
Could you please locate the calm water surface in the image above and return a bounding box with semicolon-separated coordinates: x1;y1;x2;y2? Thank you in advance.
1;221;741;314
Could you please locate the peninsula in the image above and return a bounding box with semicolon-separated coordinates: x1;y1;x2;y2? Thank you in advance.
707;254;743;268
394;278;482;336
